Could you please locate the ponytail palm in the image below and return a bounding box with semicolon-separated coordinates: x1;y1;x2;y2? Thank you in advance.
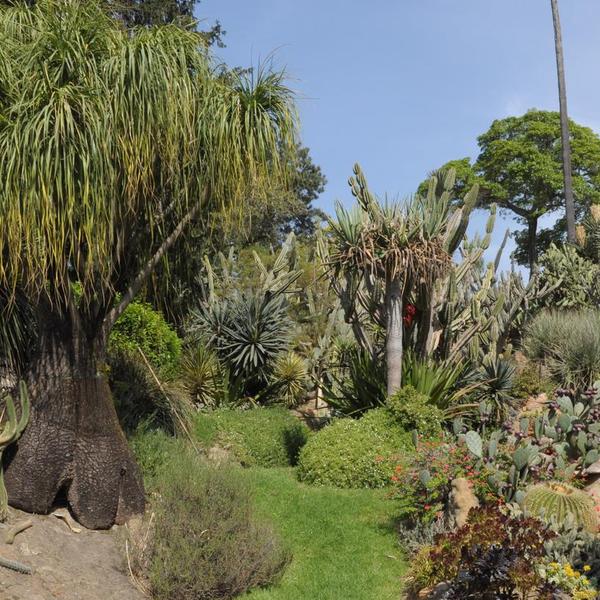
0;0;296;528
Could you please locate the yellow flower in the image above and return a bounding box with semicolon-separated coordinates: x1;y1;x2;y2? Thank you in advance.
584;565;591;572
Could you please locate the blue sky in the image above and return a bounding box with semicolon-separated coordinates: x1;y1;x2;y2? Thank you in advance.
198;1;600;269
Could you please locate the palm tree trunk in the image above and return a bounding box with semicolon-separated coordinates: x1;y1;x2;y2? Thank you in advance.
528;217;539;276
385;274;403;396
551;0;576;243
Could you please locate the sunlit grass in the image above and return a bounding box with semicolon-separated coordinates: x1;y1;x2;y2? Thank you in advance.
241;467;405;600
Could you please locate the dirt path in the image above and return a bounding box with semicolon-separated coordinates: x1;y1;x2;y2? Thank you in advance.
0;509;145;600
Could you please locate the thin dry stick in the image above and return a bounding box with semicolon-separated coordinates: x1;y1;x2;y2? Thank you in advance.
136;347;199;453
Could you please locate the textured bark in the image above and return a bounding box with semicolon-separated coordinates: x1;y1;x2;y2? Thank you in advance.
551;0;576;243
527;217;538;276
385;275;403;396
3;311;144;530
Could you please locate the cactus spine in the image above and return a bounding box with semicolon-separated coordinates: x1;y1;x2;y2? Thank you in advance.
0;381;30;521
524;482;597;532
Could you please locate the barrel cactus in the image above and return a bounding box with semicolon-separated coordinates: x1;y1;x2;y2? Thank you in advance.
524;482;597;532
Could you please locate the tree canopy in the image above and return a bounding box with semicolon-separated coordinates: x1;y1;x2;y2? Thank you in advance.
0;0;297;344
422;110;600;269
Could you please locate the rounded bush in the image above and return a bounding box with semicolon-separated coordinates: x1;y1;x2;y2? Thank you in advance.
386;385;443;438
296;416;401;489
194;407;310;468
144;453;289;600
109;301;182;377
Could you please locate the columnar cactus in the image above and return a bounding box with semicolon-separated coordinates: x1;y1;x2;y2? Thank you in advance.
0;382;30;521
524;482;597;532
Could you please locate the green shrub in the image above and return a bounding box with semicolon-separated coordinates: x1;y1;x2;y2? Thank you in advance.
194;407;310;467
386;385;443;438
296;417;401;488
129;426;184;483
512;363;555;400
359;407;414;447
109;301;182;377
139;453;289;600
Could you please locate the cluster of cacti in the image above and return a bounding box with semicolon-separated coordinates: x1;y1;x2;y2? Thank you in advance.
461;428;542;503
0;381;30;522
530;391;600;470
524;482;597;532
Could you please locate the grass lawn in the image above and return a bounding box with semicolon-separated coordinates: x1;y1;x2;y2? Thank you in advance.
241;467;406;600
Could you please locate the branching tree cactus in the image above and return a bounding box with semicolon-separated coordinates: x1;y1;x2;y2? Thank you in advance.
0;381;29;521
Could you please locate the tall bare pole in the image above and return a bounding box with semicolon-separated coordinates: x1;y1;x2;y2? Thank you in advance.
551;0;576;243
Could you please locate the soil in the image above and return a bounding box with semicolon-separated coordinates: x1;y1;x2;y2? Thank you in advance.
0;508;145;600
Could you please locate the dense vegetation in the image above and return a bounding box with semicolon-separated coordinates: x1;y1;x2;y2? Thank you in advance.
2;1;600;599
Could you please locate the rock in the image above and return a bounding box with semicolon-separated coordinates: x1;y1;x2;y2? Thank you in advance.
447;477;479;528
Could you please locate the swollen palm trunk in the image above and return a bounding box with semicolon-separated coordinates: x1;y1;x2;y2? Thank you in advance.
3;313;144;529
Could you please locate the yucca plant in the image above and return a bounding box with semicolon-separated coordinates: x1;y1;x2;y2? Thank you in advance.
269;352;309;407
190;234;301;401
180;345;226;409
401;351;473;410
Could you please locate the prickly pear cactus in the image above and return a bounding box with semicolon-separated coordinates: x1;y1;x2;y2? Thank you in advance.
0;381;30;521
524;482;597;532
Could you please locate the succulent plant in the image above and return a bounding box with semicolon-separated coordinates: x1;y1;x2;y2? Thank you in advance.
524;482;597;533
0;381;30;521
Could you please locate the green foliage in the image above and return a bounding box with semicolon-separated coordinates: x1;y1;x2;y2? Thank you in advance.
296;417;405;489
513;363;555;400
537;243;600;309
386;385;443;438
430;110;600;267
194;408;310;468
322;346;386;416
524;309;600;390
0;0;297;327
109;301;182;377
235;144;327;245
269;352;309;407
141;453;289;600
0;382;30;521
524;482;597;532
179;345;227;408
414;506;555;598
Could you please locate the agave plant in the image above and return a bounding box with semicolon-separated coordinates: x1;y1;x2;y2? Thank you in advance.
189;234;301;401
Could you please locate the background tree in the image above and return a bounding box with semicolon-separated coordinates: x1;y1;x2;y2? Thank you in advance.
426;111;600;272
551;0;576;243
0;0;296;528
